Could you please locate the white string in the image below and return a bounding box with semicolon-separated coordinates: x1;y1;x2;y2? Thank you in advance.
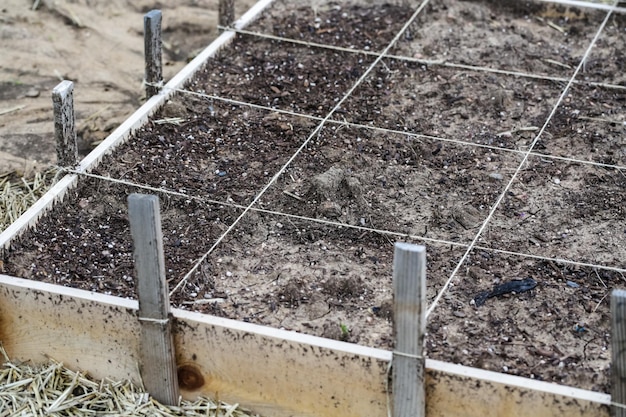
392;351;424;360
425;6;618;318
153;83;626;172
168;0;435;297
137;317;169;324
68;4;626;299
58;157;626;279
219;27;626;92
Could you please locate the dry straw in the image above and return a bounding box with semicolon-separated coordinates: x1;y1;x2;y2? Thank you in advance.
0;345;260;417
0;169;58;233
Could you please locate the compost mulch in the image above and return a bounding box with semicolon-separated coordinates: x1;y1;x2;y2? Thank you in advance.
3;0;625;394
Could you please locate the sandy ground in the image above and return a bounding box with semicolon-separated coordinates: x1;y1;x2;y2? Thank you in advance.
0;0;256;177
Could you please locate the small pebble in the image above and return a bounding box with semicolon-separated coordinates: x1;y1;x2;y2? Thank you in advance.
566;280;579;288
489;173;503;180
25;88;40;98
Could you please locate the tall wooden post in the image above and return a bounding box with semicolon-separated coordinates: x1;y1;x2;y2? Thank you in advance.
612;289;626;417
144;10;163;98
392;243;426;417
52;80;78;167
128;193;179;405
219;0;235;29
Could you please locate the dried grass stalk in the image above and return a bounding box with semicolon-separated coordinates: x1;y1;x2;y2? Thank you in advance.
0;168;59;232
0;345;261;416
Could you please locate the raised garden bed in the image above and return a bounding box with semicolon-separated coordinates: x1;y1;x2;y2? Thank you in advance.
1;0;624;414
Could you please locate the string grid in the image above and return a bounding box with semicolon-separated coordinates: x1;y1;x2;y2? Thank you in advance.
39;0;626;408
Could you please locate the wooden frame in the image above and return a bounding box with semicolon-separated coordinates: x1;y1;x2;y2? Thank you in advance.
0;274;611;417
0;0;618;415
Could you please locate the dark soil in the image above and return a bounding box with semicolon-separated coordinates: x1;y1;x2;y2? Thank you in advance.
3;0;625;394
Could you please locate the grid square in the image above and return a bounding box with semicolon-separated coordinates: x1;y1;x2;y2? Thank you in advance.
256;125;522;245
540;83;625;166
481;155;626;269
333;60;565;150
187;34;374;117
392;0;607;78
3;178;243;295
93;98;317;205
247;0;415;52
426;249;615;392
578;12;626;86
174;211;466;349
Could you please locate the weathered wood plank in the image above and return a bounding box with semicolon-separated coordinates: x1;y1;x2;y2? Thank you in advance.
128;194;179;405
0;275;141;382
425;359;611;417
219;0;235;28
613;289;626;417
52;80;78;167
0;274;611;417
392;243;426;417
144;10;163;98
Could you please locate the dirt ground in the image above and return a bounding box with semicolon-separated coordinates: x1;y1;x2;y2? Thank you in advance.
2;0;626;397
0;0;256;177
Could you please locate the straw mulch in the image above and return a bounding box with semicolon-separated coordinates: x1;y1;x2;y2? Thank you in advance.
0;169;58;233
0;346;260;417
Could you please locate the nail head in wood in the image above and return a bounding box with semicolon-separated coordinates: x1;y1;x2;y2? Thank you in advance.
52;80;78;167
612;289;626;417
128;193;179;405
144;10;163;98
392;242;426;417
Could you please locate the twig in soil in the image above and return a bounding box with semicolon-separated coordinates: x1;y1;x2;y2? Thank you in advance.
283;190;303;201
593;291;609;313
536;17;566;33
153;117;185;126
593;269;607;289
496;126;539;137
577;115;624;125
543;58;571;69
0;105;26;117
31;0;41;10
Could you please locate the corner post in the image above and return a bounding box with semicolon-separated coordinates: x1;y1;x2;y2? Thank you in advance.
392;242;426;417
128;193;179;405
612;289;626;417
52;80;78;167
219;0;235;29
144;10;163;98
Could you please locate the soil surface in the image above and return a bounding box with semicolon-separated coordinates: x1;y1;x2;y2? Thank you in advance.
0;0;256;176
3;0;626;395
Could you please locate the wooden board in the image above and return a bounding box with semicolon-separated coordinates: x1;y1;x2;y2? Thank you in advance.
0;274;612;417
426;360;611;417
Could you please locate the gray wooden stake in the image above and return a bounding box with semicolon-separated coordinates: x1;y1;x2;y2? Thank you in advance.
128;193;179;405
612;289;626;417
392;243;426;417
52;80;78;167
144;10;163;98
219;0;235;29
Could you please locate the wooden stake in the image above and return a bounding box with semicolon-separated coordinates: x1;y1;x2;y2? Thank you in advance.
392;242;426;417
219;0;235;29
144;10;163;98
52;80;78;167
128;193;179;405
612;289;626;417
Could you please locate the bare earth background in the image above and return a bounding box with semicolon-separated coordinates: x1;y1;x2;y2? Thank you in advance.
0;0;256;176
